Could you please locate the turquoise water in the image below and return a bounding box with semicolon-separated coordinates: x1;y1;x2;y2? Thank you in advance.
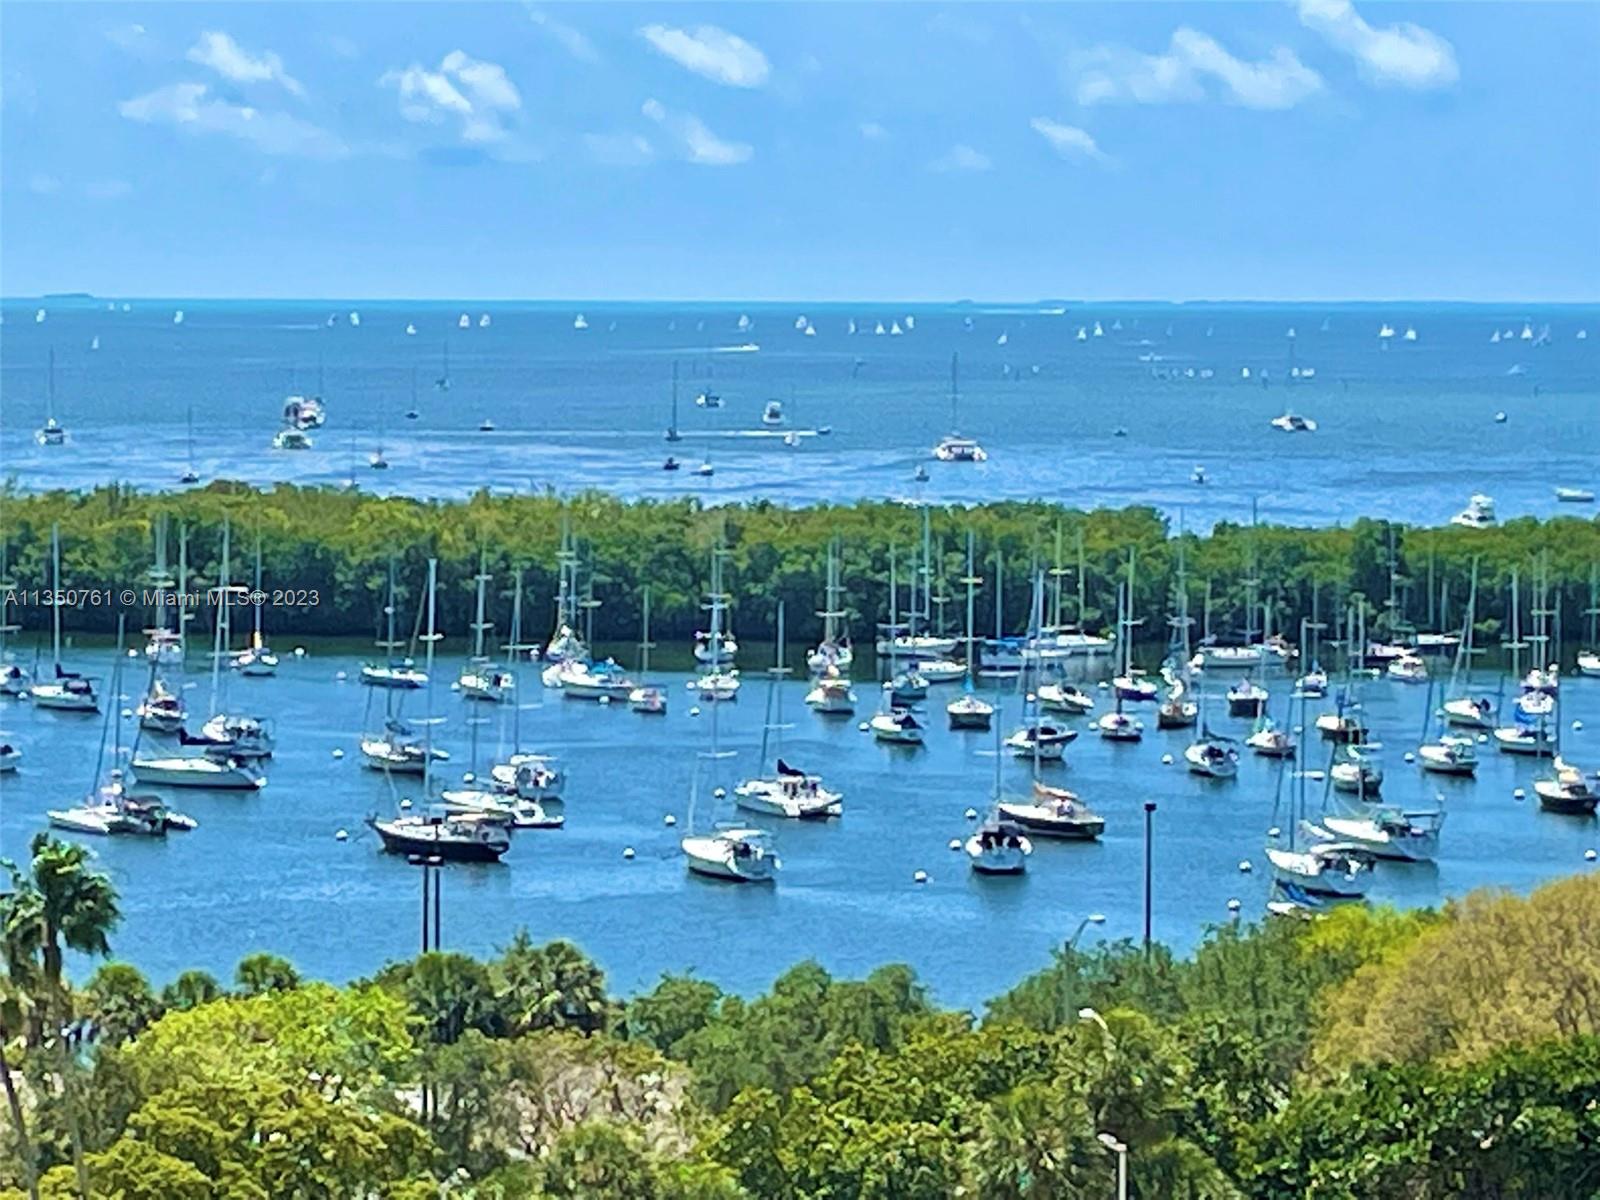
2;298;1597;529
0;640;1595;1009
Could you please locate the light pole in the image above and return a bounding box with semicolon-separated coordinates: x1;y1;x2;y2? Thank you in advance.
1067;912;1107;951
1142;801;1156;955
407;851;444;953
1097;1132;1128;1200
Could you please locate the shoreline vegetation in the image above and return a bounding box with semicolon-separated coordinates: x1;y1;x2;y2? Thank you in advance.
3;483;1599;652
0;834;1596;1198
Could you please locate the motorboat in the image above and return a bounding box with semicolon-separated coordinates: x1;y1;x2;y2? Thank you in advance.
694;390;723;408
48;773;195;837
1418;734;1477;776
1330;746;1384;798
1313;809;1440;863
735;759;842;820
870;708;924;745
682;827;777;882
1267;837;1374;900
1005;720;1077;762
1185;736;1239;779
439;788;563;829
1450;493;1496;529
368;812;510;863
488;753;563;800
1270;411;1317;433
695;670;741;702
194;714;274;759
1246;719;1296;758
128;754;265;790
1095;710;1144;742
1038;681;1094;715
1555;487;1596;504
272;428;313;451
663;457;681;471
946;688;993;730
478;418;496;432
1534;759;1599;815
761;400;785;427
966;816;1032;875
1442;695;1495;729
1157;695;1199;728
361;722;450;774
459;663;515;703
804;670;857;716
1190;644;1263;672
998;782;1104;840
136;681;187;733
29;668;100;713
282;395;326;430
694;630;740;664
628;684;668;715
1386;654;1428;684
1226;680;1268;718
361;660;427;689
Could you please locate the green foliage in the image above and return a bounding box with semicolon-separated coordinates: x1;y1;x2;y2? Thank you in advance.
80;963;161;1046
232;952;299;996
489;933;613;1037
159;970;222;1013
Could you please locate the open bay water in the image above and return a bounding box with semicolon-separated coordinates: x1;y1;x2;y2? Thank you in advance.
2;299;1597;528
0;640;1597;1010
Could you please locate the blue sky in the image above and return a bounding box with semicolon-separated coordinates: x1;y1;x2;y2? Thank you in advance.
2;2;1597;301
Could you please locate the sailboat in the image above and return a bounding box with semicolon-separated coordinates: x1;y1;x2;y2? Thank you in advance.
28;524;100;711
542;518;588;668
1185;679;1239;778
435;340;452;391
967;724;1033;874
736;604;842;819
458;554;514;703
34;348;67;446
682;675;779;882
1578;565;1600;677
806;538;854;674
947;533;994;730
1440;562;1494;728
693;541;741;700
1493;567;1555;757
1005;574;1075;760
665;361;683;443
932;352;988;463
628;586;668;715
361;558;428;688
1267;708;1376;903
369;402;390;470
1096;572;1145;742
180;405;201;484
232;528;279;677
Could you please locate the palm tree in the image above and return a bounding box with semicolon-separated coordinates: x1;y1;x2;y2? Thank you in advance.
2;833;120;1200
491;933;612;1036
0;976;39;1200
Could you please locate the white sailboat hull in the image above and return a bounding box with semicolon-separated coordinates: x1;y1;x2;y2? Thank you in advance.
129;757;264;790
681;835;776;882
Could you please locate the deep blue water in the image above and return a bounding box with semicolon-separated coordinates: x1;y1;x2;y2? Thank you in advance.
2;298;1597;528
0;641;1596;1010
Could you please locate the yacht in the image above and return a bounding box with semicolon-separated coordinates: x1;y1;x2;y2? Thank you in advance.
1270;411;1318;433
1534;758;1599;815
1555;487;1596;504
761;400;785;427
459;664;515;703
128;754;265;790
1450;494;1496;529
191;714;274;759
555;658;635;701
1113;671;1160;704
931;352;987;462
870;708;924;745
439;788;562;829
946;687;993;729
804;669;857;716
1314;808;1440;863
368;812;510;863
1578;652;1600;678
695;669;741;702
1190;644;1263;672
1185;736;1239;779
488;753;564;801
30;667;100;713
998;782;1104;840
966;816;1032;875
233;644;279;676
735;760;842;820
1492;719;1555;757
1441;695;1495;729
35;349;67;445
695;461;715;477
889;666;929;706
682;827;778;882
1316;707;1368;744
629;682;668;715
694;630;740;665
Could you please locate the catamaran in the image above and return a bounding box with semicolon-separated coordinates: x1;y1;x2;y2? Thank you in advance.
35;348;67;446
736;604;842;819
932;352;987;463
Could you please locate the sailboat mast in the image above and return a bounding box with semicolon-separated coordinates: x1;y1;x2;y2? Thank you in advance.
471;549;490;662
252;527;265;644
50;522;62;667
422;557;438;791
47;347;56;422
950;352;960;431
963;532;978;682
210;518;231;714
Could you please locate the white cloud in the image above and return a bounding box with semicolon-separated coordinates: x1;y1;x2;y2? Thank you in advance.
930;144;992;173
639;24;769;88
584;131;654;166
119;82;347;158
1030;117;1107;163
85;179;133;200
641;98;752;165
1071;29;1323;110
528;9;598;63
1296;0;1458;89
859;121;888;141
187;31;305;98
104;23;149;52
380;51;521;143
29;174;61;195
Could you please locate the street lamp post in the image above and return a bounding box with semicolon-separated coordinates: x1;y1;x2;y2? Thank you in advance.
1142;801;1157;955
407;852;444;953
1097;1132;1128;1200
1067;912;1107;951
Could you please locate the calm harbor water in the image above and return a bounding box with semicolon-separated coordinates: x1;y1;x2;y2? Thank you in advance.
0;640;1595;1009
2;299;1598;529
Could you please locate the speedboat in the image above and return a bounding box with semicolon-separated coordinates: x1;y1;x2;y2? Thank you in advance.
1418;734;1477;776
1450;493;1496;529
966;816;1032;875
932;434;988;463
682;827;777;882
48;773;195;837
870;708;924;745
272;428;313;451
489;753;563;800
1038;681;1094;715
232;644;279;677
1246;719;1296;758
360;659;428;689
1534;759;1599;815
29;669;100;712
459;663;516;703
1330;746;1384;797
628;684;668;715
439;788;563;829
761;400;785;427
1313;809;1440;863
1442;695;1495;729
735;760;842;819
695;670;741;702
1386;654;1428;684
804;670;857;716
945;689;993;729
1267;836;1374;900
1095;710;1144;742
1555;487;1596;503
128;754;265;790
1270;411;1318;433
998;782;1104;840
368;812;510;862
136;681;187;733
1185;737;1239;779
1005;721;1077;762
1226;680;1268;718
